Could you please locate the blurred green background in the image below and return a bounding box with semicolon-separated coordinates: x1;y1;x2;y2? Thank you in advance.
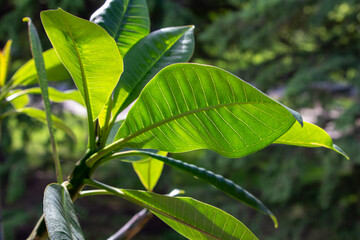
1;0;359;239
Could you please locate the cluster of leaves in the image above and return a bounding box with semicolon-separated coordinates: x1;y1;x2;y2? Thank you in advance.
0;0;351;239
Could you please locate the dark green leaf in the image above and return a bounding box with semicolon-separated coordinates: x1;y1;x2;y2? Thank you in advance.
44;183;84;240
112;25;195;118
105;150;277;226
90;0;150;56
24;17;62;182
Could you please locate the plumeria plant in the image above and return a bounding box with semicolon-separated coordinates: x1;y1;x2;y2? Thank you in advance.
1;0;348;239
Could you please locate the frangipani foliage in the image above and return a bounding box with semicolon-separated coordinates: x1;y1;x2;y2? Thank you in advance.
10;0;348;239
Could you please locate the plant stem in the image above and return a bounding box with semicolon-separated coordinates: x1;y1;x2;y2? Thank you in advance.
107;209;153;240
27;150;93;239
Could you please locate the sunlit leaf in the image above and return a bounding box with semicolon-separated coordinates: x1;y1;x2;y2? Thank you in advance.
90;0;150;56
0;40;12;86
44;184;84;240
0;107;76;141
115;63;301;158
274;121;349;159
132;151;166;191
41;8;123;120
11;48;70;86
6;90;30;109
6;87;83;105
112;25;195;118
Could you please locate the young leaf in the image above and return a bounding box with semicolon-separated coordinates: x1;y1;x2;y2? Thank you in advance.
274;121;349;159
0;40;12;87
24;17;63;183
86;179;258;240
103;150;277;227
112;25;195;118
41;8;123;151
44;184;84;240
132;151;166;191
90;0;150;56
114;63;301;158
11;48;70;86
0;107;76;141
6;87;83;105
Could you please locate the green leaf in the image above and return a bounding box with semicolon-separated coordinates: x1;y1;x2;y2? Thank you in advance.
0;40;12;86
274;121;349;159
44;183;84;240
6;87;83;105
132;151;166;191
0;107;76;141
112;25;195;118
86;179;258;240
90;0;150;56
104;150;277;227
24;17;63;183
115;63;301;158
11;48;70;86
40;8;123;120
6;90;30;109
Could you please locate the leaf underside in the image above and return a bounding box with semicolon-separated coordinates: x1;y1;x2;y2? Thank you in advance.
44;184;84;240
88;181;258;240
41;8;123;120
274;121;349;159
116;63;298;158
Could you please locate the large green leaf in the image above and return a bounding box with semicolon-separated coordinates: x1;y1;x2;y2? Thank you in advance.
101;150;277;226
41;8;123;120
132;151;166;191
11;48;70;86
274;121;349;159
44;183;84;240
115;63;301;158
86;179;258;240
0;107;76;141
112;25;195;118
24;17;63;183
90;0;150;56
6;87;83;105
0;40;12;86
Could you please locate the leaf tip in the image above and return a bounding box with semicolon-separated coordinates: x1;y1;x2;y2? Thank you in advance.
22;17;30;23
270;214;279;229
333;144;350;160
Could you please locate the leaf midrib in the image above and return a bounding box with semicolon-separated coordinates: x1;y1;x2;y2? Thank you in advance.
112;0;130;39
60;187;74;238
121;100;284;144
60;12;93;119
124;193;226;240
